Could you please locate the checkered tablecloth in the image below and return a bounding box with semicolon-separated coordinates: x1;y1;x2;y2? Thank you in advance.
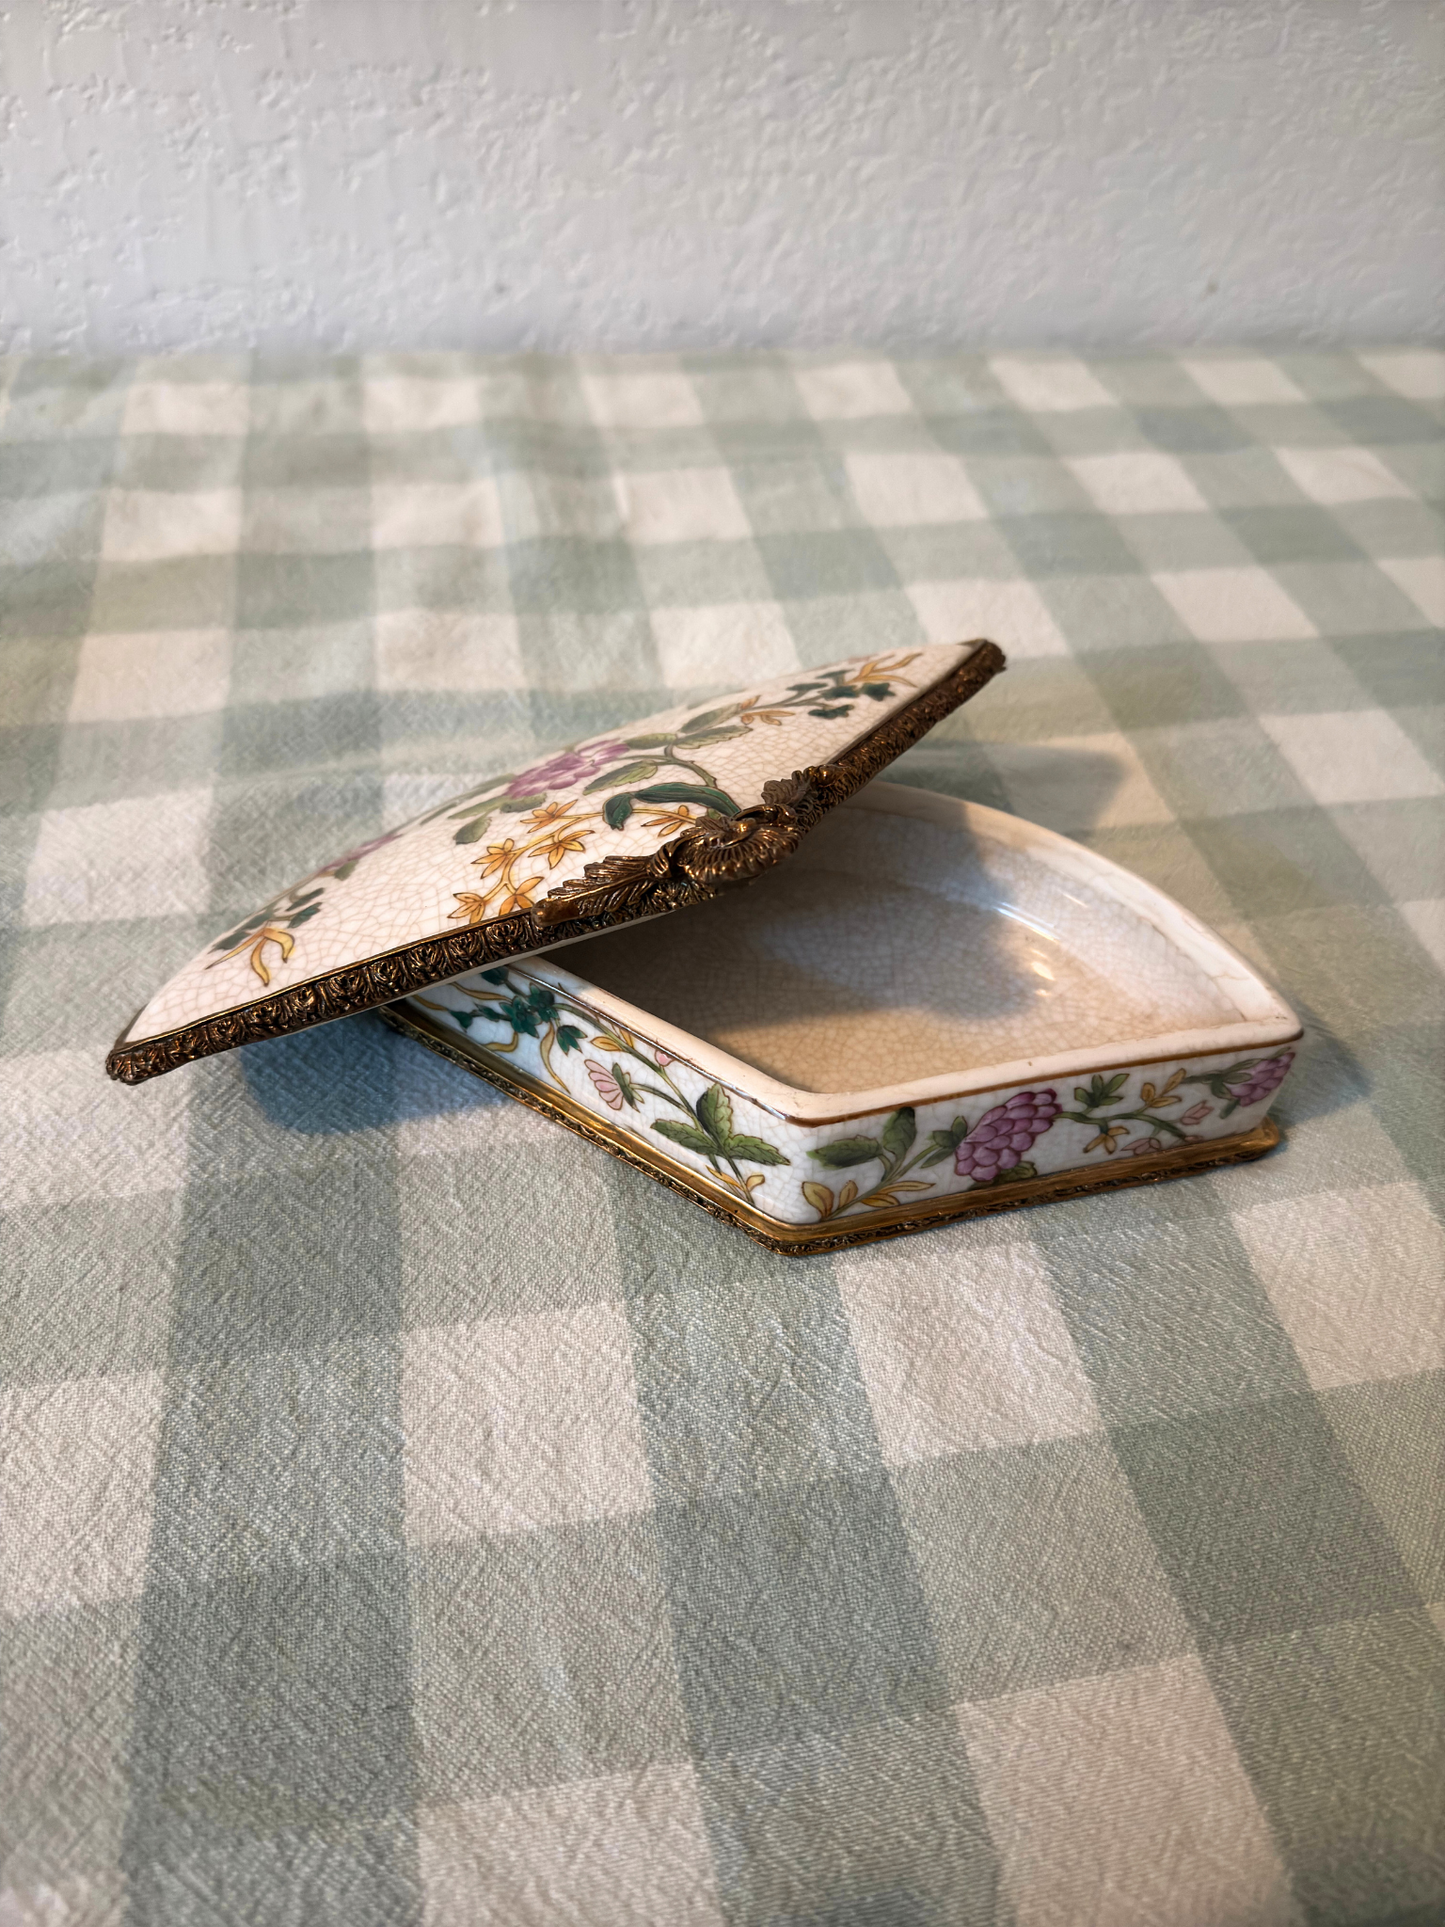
2;348;1442;1926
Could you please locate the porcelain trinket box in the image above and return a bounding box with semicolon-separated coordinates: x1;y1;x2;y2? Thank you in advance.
109;642;1301;1252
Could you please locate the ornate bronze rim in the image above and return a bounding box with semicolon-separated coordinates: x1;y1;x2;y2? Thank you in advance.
106;642;1005;1085
377;1000;1283;1256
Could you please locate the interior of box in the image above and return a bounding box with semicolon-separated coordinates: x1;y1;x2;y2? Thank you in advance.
551;793;1246;1094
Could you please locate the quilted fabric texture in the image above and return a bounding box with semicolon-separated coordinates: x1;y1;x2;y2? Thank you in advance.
1;348;1443;1926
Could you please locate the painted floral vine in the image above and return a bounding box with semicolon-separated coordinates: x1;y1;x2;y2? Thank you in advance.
201;654;920;987
206;826;410;985
439;652;920;923
804;1052;1293;1222
420;967;789;1205
417;970;1291;1225
448;799;603;926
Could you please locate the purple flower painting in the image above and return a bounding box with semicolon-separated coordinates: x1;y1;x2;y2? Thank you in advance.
953;1089;1063;1181
1225;1053;1294;1108
507;740;632;797
1183;1048;1297;1118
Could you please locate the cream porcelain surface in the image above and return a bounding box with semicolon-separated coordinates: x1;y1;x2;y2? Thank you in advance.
123;643;973;1045
407;786;1301;1232
553;799;1242;1093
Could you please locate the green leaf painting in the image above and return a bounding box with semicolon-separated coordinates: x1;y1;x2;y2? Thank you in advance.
650;1079;790;1178
652;1119;717;1156
971;1160;1038;1187
443;967;791;1201
633;782;740;817
810;1135;885;1169
721;1134;789;1166
453;811;500;845
918;1116;971;1169
696;1082;734;1145
674;704;740;735
880;1107;917;1164
583;760;660;793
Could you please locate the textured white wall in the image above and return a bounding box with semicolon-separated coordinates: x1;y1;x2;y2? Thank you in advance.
2;0;1440;356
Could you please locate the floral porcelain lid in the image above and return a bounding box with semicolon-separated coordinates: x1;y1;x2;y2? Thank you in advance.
108;640;1005;1083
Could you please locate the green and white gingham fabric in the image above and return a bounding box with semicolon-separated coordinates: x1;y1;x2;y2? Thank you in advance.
2;348;1443;1927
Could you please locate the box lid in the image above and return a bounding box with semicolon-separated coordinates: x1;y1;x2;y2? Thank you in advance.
107;640;1004;1083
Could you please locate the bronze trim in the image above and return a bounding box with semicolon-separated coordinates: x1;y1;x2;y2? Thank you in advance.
377;1000;1283;1256
107;641;1005;1086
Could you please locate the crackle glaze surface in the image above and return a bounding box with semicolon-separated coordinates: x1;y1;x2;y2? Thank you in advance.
555;804;1242;1091
125;644;970;1044
402;788;1301;1232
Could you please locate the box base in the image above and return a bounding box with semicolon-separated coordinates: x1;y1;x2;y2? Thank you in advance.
379;1001;1283;1256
